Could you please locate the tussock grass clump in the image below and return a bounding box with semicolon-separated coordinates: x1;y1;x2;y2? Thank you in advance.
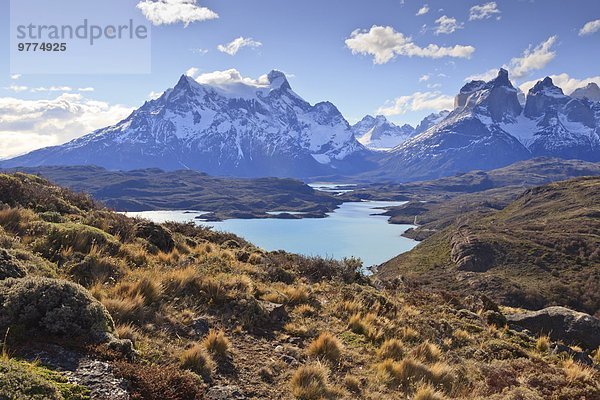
343;375;361;394
535;335;550;353
375;358;454;391
0;208;36;235
116;323;140;344
295;304;316;317
290;362;330;400
412;341;442;363
283;285;310;305
180;344;215;379
68;253;125;286
202;329;230;357
452;329;472;345
102;294;146;324
563;358;595;383
414;384;448;400
377;338;405;361
127;276;162;305
348;313;375;336
307;332;342;364
401;326;420;342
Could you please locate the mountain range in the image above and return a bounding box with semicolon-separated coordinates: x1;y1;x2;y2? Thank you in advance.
2;69;599;181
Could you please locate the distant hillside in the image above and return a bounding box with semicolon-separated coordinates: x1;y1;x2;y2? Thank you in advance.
377;177;600;317
3;166;341;220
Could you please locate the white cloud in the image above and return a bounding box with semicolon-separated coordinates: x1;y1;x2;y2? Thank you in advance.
464;69;498;82
465;36;559;84
419;74;430;82
31;86;73;93
190;48;209;55
10;74;21;80
508;36;557;79
0;94;133;159
519;73;600;96
6;85;28;93
78;87;95;92
345;25;475;64
434;16;463;35
217;37;262;56
136;0;218;27
147;91;163;100
376;91;454;116
188;68;270;87
579;19;600;36
469;2;501;21
416;5;429;16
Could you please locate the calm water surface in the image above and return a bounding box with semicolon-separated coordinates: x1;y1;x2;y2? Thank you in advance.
125;201;418;267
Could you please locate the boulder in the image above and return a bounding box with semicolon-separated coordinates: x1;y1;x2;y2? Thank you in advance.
506;306;600;349
134;221;175;253
0;249;27;280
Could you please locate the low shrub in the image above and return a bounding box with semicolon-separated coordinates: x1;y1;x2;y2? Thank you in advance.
39;223;120;258
0;249;27;280
0;277;114;339
113;361;205;400
0;358;90;400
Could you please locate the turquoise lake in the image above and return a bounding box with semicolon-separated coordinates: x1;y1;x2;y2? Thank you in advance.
125;201;418;268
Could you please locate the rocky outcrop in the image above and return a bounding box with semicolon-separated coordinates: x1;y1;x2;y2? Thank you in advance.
506;306;600;349
450;227;494;272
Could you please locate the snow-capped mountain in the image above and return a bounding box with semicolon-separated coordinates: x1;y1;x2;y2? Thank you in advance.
413;110;450;135
377;69;600;181
571;82;600;102
351;115;415;150
2;71;370;178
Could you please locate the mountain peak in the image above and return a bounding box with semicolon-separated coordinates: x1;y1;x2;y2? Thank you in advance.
571;82;600;102
267;70;291;90
490;68;513;88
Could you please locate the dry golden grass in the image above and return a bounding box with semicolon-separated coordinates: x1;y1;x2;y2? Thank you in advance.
307;332;342;364
414;384;448;400
377;338;405;361
0;207;36;234
284;322;312;337
102;294;146;324
295;304;316;317
412;341;442;363
375;357;454;391
593;347;600;364
348;313;376;336
452;329;472;345
290;362;330;400
535;335;550;353
202;329;230;357
283;286;310;305
343;375;361;394
180;344;215;379
128;275;162;305
563;359;595;383
401;326;420;342
116;323;140;343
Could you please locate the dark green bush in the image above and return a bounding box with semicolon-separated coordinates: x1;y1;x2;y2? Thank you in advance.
0;277;115;339
0;249;27;280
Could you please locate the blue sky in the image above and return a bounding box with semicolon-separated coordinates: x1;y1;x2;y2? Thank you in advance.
1;0;599;158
